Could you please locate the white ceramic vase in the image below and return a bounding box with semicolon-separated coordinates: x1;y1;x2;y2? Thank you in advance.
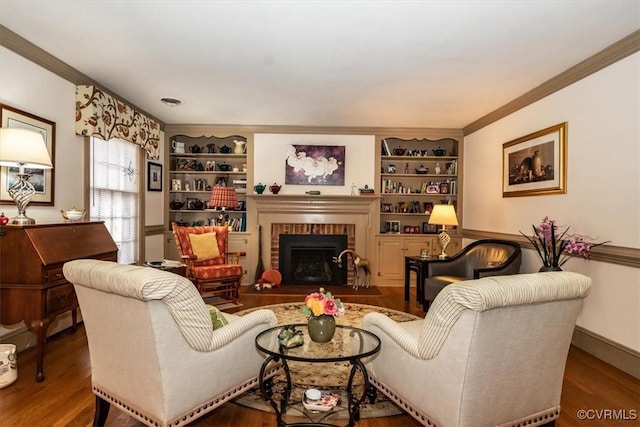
0;344;17;389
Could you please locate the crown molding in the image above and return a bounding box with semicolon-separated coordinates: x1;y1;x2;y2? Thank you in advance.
0;24;165;129
463;30;640;135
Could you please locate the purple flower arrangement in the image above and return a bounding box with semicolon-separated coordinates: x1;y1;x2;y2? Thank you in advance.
521;217;609;269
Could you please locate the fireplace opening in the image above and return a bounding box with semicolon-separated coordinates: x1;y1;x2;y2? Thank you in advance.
279;234;348;285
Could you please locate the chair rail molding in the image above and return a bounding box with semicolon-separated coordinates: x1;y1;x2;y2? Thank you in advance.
462;229;639;269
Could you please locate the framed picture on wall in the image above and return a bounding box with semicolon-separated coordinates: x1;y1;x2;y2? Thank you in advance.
284;144;345;185
147;162;162;191
0;104;56;205
502;122;567;197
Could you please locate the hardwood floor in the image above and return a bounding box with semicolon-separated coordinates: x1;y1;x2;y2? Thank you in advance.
0;286;637;427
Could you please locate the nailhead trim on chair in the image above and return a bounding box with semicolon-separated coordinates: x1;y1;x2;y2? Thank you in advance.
368;375;561;427
92;363;280;427
368;376;440;427
504;408;560;427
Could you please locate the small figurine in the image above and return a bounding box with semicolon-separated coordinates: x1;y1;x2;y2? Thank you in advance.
278;325;304;348
435;162;441;174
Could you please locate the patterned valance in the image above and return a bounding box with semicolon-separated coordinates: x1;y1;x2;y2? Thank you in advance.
75;85;160;159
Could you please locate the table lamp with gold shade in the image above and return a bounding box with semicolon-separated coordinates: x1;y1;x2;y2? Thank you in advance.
428;204;458;259
0;128;53;225
208;185;238;226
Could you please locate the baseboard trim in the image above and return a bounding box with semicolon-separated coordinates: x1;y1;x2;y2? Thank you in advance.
572;325;640;379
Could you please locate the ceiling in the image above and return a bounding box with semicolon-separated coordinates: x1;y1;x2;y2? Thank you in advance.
1;1;638;129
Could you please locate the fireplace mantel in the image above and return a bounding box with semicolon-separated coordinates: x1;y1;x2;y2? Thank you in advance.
247;194;380;212
248;194;380;271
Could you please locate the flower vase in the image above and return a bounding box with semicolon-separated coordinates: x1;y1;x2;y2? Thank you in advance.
539;266;563;272
307;314;336;343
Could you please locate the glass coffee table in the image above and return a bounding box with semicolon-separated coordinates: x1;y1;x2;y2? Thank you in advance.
255;324;381;427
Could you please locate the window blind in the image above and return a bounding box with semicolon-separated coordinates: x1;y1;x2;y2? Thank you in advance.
90;137;139;264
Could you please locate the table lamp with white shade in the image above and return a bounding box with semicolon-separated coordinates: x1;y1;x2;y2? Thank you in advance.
0;128;53;225
427;204;458;259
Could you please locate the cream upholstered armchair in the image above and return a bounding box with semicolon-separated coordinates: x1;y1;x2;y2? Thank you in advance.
63;259;277;427
363;272;591;427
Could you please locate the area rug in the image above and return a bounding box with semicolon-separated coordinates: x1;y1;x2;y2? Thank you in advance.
233;302;420;419
204;296;243;311
241;283;382;296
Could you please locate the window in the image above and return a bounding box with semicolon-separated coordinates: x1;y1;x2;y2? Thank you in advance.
89;137;139;264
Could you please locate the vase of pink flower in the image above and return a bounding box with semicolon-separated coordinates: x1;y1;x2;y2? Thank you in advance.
301;288;344;343
521;217;609;272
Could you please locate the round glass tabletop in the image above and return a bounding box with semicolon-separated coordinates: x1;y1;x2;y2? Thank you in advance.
255;323;380;363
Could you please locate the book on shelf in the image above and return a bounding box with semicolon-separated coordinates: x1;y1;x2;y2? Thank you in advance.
381;139;390;156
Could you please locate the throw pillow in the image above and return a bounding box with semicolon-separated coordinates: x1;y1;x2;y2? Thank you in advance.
188;232;220;260
207;305;229;330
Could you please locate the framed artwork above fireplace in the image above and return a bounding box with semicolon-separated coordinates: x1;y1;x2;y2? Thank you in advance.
284;144;345;185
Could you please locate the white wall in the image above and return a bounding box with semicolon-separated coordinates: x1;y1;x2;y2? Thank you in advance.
145;132;166;262
463;53;640;351
0;47;84;221
253;133;376;194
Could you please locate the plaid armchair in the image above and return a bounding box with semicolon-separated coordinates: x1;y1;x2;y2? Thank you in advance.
172;222;243;305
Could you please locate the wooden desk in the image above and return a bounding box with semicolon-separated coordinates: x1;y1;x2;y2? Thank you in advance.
0;222;117;381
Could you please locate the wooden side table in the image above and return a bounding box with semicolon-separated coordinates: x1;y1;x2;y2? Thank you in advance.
144;262;187;277
404;255;432;304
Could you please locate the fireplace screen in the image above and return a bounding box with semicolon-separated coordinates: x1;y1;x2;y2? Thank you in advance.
279;234;347;285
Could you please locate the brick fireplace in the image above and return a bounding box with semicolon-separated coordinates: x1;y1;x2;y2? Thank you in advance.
248;194;379;285
273;223;355;284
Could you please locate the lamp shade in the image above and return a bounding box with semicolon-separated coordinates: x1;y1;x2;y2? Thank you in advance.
209;186;238;209
0;128;53;169
428;204;458;226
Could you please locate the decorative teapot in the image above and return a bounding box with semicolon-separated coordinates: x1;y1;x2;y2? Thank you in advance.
269;183;282;194
61;207;86;222
432;147;447;156
0;212;9;225
217;161;231;171
392;148;407;156
169;200;185;210
219;145;232;153
254;183;266;194
233;140;246;154
189;144;202;153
